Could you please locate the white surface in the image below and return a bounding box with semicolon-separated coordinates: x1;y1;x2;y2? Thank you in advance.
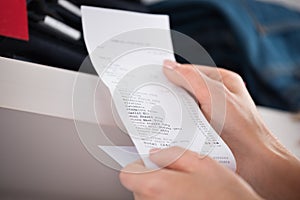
99;146;140;167
258;107;300;158
0;56;300;199
0;56;299;157
0;56;77;120
0;56;117;125
0;57;133;199
1;56;299;158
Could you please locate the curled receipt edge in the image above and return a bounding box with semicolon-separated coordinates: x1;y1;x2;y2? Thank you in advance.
81;6;236;171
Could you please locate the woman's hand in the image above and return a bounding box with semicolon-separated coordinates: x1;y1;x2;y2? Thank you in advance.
162;60;300;200
120;146;262;200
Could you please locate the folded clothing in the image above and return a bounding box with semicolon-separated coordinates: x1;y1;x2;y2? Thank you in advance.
150;0;300;112
0;0;148;71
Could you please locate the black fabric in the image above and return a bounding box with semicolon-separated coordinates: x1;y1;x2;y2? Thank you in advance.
0;0;147;72
69;0;148;12
150;2;243;74
0;23;86;71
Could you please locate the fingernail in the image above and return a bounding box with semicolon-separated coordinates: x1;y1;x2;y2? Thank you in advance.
163;60;179;70
149;148;161;154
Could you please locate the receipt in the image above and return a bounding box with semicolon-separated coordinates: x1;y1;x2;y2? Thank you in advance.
82;6;236;170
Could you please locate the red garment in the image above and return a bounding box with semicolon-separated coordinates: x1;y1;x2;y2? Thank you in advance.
0;0;28;41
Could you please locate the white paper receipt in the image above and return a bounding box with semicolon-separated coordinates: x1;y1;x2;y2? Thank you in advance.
81;6;236;170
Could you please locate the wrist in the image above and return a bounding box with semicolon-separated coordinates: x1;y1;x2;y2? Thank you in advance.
248;122;300;200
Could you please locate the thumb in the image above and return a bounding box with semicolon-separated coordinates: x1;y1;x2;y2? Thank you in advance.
163;60;212;107
149;146;201;172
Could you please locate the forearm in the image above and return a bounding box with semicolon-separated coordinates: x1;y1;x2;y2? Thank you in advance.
264;145;300;200
243;124;300;200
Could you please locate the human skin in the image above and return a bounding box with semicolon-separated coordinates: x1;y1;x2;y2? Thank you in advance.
120;147;263;200
120;60;300;200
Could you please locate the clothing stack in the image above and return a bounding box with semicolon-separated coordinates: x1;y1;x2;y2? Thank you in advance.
150;0;300;112
1;0;299;112
0;0;147;71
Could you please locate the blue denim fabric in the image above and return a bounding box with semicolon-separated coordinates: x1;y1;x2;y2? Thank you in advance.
150;0;300;111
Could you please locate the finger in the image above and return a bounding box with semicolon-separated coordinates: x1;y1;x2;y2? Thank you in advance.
133;193;144;200
190;64;224;82
119;161;177;195
192;64;245;93
119;160;149;192
163;60;212;106
149;146;201;173
164;60;245;94
164;60;223;82
121;159;147;174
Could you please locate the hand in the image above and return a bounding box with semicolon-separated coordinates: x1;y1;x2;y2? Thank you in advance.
162;60;300;200
120;146;262;200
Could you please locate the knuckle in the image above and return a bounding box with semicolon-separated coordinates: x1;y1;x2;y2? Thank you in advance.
177;64;196;77
141;177;164;196
232;72;243;82
184;149;199;159
188;152;203;167
228;71;243;81
169;146;184;152
201;155;218;168
219;68;243;84
119;171;130;186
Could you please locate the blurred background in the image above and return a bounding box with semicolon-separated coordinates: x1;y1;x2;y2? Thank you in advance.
1;0;300;112
1;1;300;199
